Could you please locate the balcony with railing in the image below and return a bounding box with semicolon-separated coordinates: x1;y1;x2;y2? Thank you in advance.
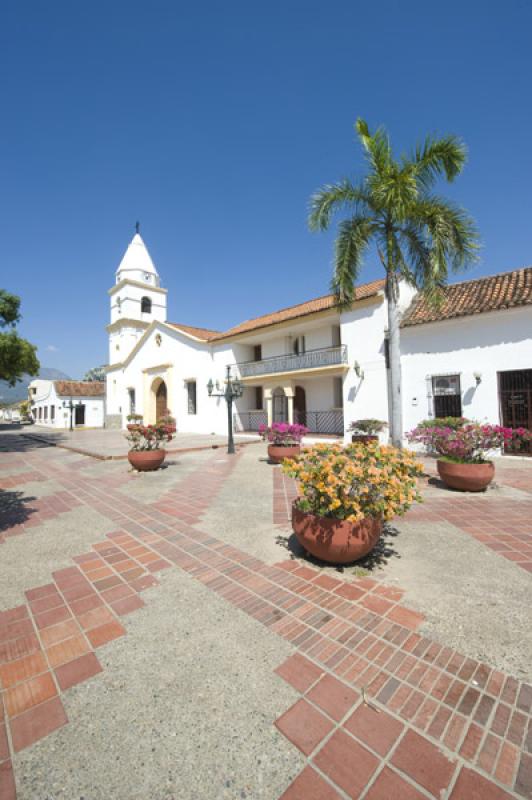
234;344;348;379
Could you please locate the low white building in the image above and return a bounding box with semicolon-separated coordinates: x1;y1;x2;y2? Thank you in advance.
105;231;531;449
28;380;105;429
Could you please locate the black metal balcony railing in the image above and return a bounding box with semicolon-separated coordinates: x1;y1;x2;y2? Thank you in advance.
234;409;344;436
234;345;348;378
294;409;344;435
233;410;268;432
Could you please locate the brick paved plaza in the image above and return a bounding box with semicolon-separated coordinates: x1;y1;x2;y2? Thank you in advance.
1;430;531;799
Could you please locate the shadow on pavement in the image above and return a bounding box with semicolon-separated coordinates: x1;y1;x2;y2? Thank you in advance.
0;489;37;532
0;432;53;453
275;522;401;574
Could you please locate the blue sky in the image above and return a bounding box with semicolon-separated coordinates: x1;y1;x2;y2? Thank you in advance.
2;1;531;378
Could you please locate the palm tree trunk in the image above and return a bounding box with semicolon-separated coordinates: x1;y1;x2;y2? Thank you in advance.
386;276;403;448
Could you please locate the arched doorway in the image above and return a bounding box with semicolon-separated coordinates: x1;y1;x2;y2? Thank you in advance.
152;379;167;423
272;387;288;423
294;386;306;426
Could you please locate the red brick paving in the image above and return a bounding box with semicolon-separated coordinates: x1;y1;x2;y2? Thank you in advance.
0;439;531;798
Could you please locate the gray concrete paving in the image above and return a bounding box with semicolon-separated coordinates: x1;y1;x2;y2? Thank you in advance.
116;448;217;504
1;505;117;610
201;443;287;565
25;427;255;458
374;517;532;681
202;443;532;682
14;569;303;800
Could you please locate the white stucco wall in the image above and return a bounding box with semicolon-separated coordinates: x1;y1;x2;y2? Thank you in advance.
108;324;240;433
400;306;532;432
340;299;389;429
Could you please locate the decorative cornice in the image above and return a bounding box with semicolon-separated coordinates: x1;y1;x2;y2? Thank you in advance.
142;363;173;373
108;279;168;296
106;318;151;334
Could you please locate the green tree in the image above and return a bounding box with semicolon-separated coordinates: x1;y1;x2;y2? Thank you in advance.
0;290;39;386
83;365;106;382
309;118;479;446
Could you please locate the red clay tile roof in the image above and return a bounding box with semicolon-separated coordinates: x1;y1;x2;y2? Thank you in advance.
166;323;220;341
167;279;385;342
401;267;532;327
54;381;105;397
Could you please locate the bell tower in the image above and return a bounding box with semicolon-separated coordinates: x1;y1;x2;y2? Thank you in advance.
107;225;168;365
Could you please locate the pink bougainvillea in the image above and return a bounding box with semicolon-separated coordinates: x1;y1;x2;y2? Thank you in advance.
259;422;308;446
407;422;531;463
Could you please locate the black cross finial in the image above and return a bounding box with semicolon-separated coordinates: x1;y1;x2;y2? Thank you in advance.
135;221;140;234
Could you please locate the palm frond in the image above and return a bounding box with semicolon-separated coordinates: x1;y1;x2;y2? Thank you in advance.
308;179;371;232
355;118;392;178
331;216;376;307
369;165;418;222
409;196;480;281
396;225;430;286
410;135;467;190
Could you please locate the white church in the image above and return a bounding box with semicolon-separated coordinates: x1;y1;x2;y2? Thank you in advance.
104;230;532;445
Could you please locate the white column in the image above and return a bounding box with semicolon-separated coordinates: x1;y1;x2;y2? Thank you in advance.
264;388;273;426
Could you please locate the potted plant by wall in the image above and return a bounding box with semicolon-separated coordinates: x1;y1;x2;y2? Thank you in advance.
126;413;144;432
125;422;174;471
282;442;422;564
408;422;531;491
259;422;308;464
157;409;176;433
348;419;388;444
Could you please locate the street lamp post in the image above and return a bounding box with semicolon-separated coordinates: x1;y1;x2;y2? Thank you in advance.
63;399;83;432
207;366;244;454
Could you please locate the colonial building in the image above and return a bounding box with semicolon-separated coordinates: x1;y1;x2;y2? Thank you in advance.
28;380;105;429
105;232;532;444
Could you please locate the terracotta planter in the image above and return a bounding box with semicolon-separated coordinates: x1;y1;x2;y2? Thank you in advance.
267;444;301;464
351;434;378;444
437;459;495;492
292;503;382;564
126;423;141;432
128;449;166;471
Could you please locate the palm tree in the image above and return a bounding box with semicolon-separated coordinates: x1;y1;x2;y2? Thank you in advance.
309;118;479;447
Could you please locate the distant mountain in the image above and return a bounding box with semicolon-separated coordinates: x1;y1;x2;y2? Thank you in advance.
0;367;71;405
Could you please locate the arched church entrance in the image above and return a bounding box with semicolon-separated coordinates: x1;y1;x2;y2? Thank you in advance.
151;378;168;423
272;387;288;423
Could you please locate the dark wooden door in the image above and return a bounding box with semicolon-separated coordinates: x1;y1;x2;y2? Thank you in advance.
294;386;307;426
74;404;85;426
499;369;532;455
156;381;167;423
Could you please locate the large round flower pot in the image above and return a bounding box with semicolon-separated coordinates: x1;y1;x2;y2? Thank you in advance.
292;503;382;564
128;449;166;471
437;459;494;492
267;444;301;464
127;423;141;432
351;434;378;444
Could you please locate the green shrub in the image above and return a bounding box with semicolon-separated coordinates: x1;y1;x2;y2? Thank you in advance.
416;416;469;430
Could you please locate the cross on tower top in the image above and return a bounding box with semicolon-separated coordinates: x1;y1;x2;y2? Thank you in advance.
135;220;140;234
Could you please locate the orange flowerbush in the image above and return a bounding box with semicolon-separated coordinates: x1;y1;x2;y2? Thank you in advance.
282;442;423;522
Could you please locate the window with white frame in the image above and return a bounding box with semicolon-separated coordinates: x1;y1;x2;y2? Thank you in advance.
431;374;462;418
